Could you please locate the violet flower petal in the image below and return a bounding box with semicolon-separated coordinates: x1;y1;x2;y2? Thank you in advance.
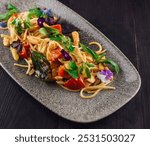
100;70;106;75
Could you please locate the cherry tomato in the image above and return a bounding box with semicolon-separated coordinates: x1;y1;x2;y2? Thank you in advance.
51;47;62;62
19;48;27;59
58;66;70;79
51;24;62;34
12;13;18;18
23;43;30;52
19;43;30;59
64;76;85;90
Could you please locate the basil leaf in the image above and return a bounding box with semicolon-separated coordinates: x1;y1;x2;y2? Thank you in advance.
0;3;18;21
98;53;106;60
48;27;60;36
11;18;24;34
24;20;31;29
85;67;91;78
27;8;43;20
39;27;60;37
79;65;83;74
79;63;91;78
65;37;74;52
65;61;79;78
68;61;78;70
50;35;66;43
7;3;18;11
31;51;51;80
39;27;49;36
50;36;62;43
85;62;94;67
100;59;120;74
66;69;78;79
50;35;74;52
80;43;99;62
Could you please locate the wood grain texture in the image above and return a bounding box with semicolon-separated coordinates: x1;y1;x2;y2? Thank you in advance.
0;0;149;128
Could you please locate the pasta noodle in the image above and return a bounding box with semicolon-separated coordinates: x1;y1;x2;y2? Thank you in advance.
0;4;120;99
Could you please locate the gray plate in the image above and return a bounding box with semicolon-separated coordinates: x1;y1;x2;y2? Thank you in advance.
0;0;141;123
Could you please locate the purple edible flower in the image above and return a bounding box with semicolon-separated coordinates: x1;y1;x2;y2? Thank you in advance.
45;17;55;25
37;17;45;27
43;9;53;17
11;40;22;53
61;49;72;61
0;22;7;28
100;69;113;80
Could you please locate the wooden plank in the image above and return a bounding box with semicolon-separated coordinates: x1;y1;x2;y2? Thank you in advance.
0;67;59;128
129;0;150;128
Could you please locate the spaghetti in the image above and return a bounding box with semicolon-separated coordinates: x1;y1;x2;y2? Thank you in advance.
0;4;120;99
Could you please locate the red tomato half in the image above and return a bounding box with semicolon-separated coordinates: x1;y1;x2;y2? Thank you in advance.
19;48;27;59
58;66;70;79
51;47;62;62
23;43;30;52
19;43;30;59
64;76;85;90
51;24;62;34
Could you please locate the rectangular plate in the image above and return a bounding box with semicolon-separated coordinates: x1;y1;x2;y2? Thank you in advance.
0;0;141;123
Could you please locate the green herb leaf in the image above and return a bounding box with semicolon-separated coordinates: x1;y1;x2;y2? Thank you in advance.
50;35;75;52
80;43;99;63
39;27;60;37
24;20;31;29
85;67;91;78
7;3;18;11
48;27;60;36
39;27;49;36
11;18;24;34
50;36;62;43
0;3;18;21
68;61;78;70
66;69;78;79
66;38;74;52
79;65;83;74
79;63;91;78
31;51;51;80
27;8;43;20
85;62;95;67
65;61;79;78
98;53;106;60
100;59;120;74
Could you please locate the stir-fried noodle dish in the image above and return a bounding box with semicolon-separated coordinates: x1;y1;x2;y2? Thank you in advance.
0;4;120;98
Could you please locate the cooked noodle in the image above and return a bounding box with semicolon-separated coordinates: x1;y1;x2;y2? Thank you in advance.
0;4;119;99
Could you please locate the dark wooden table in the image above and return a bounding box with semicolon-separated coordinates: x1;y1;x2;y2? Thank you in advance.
0;0;149;128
